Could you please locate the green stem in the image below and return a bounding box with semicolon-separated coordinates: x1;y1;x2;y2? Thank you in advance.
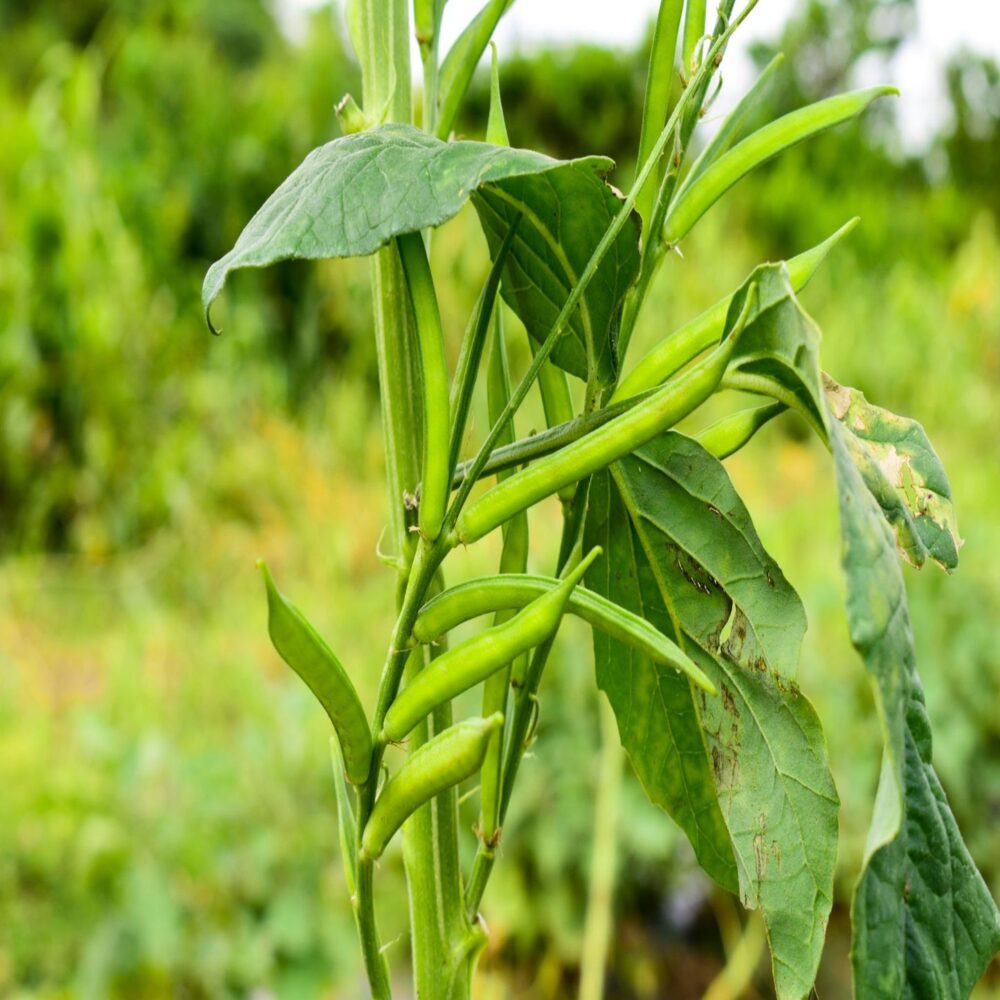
465;482;590;917
444;1;757;538
578;697;623;1000
355;858;392;999
634;0;684;232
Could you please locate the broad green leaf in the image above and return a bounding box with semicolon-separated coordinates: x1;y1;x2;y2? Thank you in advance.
824;374;960;571
202;125;636;375
663;86;896;243
828;411;1000;996
590;435;838;1000
721;273;999;994
473;163;641;384
584;461;738;893
853;683;1000;999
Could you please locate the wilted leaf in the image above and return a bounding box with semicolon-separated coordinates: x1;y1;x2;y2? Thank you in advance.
830;413;1000;996
824;374;960;571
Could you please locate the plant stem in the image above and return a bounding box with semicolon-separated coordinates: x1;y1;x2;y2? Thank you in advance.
355;858;392;999
578;697;624;1000
443;0;758;541
450;386;659;494
465;481;591;917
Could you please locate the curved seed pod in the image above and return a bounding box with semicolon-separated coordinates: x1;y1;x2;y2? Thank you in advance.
696;401;785;460
361;714;504;860
611;218;857;404
383;549;601;742
259;561;372;784
663;87;896;244
397;231;450;541
413;572;714;693
454;330;740;546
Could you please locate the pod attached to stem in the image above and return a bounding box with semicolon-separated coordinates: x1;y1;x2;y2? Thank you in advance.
382;548;602;742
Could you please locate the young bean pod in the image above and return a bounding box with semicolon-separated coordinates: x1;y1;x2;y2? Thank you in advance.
360;714;504;861
696;401;785;459
611;219;857;404
412;572;714;693
453;328;741;546
259;561;372;784
397;230;450;541
382;548;601;742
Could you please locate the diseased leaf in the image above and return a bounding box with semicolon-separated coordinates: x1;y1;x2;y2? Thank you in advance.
593;433;837;1000
203;126;638;380
829;412;1000;996
474;165;640;383
727;274;999;994
852;682;1000;999
824;374;960;571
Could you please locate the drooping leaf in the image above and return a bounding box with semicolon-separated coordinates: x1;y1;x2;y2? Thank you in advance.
586;433;838;1000
203;125;639;383
824;374;960;571
725;263;827;433
829;412;1000;996
474;163;641;384
719;273;999;994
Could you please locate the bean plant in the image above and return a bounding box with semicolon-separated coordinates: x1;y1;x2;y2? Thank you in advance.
203;0;1000;996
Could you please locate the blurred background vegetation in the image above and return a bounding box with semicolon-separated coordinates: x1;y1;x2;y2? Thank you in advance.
0;0;997;996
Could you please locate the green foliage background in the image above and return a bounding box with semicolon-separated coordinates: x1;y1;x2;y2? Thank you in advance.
0;0;997;996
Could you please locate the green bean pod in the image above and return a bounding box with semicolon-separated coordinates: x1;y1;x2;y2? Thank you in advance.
360;713;504;861
696;401;785;460
382;548;601;742
259;561;372;784
663;87;896;244
611;218;857;404
454;331;739;546
413;572;714;693
397;231;450;541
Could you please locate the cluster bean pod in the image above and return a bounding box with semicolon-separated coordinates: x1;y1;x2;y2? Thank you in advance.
361;714;505;861
397;230;450;542
258;561;372;785
453;317;748;546
382;547;602;743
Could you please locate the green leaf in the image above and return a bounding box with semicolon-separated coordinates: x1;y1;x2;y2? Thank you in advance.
203;125;630;343
473;162;641;384
724;263;827;434
828;410;1000;996
585;433;840;1000
664;86;896;243
824;374;960;572
720;274;999;994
